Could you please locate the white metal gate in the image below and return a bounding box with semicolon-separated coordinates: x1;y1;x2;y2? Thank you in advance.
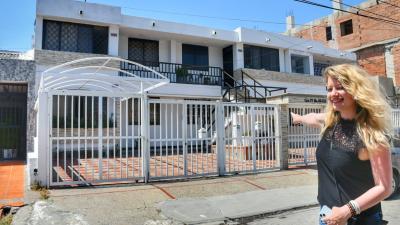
49;92;144;186
147;99;218;180
288;104;325;166
223;103;280;173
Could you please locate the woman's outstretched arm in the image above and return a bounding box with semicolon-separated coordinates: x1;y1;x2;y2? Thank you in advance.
290;112;325;128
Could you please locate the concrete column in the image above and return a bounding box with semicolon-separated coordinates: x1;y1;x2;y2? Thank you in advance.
309;54;314;76
278;104;289;170
233;42;244;70
35;16;44;50
216;101;226;175
286;15;295;35
37;91;50;186
284;50;292;73
279;49;285;72
385;45;395;81
108;25;119;56
170;40;177;63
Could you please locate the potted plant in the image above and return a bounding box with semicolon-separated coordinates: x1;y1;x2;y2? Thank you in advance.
175;67;188;83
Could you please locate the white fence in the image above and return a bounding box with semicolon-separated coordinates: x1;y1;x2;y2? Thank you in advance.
288;104;325;166
45;95;281;186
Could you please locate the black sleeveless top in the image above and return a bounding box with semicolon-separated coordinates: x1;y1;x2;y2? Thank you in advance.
316;118;381;216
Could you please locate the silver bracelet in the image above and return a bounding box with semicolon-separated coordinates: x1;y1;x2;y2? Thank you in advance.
349;200;361;215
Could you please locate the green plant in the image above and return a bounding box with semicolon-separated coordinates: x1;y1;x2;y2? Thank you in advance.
175;67;188;77
31;181;49;200
0;214;12;225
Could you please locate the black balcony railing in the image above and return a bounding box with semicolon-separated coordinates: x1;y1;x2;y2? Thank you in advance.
120;61;223;86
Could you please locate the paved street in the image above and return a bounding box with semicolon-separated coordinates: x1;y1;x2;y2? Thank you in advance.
248;192;400;225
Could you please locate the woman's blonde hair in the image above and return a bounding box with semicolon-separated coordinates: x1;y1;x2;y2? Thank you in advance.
322;64;392;152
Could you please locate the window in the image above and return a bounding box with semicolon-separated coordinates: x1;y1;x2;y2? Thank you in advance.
182;44;209;68
326;26;332;41
128;38;159;65
244;45;280;71
314;62;330;76
43;20;108;54
291;55;310;74
340;20;353;36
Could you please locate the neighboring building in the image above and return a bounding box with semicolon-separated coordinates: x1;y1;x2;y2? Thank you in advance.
1;0;356;186
286;0;400;97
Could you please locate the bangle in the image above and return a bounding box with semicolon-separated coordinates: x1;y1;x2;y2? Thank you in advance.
349;200;361;215
346;203;356;217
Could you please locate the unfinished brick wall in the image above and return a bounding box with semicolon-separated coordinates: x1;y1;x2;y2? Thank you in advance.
291;0;400;85
356;45;386;76
293;0;400;50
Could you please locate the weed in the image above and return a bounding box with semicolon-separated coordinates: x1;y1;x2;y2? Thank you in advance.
31;181;50;200
0;214;13;225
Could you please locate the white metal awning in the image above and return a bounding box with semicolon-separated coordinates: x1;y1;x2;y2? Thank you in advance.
39;57;170;94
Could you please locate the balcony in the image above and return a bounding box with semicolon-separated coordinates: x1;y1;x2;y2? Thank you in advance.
120;61;223;86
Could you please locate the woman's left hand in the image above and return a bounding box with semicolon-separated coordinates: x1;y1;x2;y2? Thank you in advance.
322;205;352;225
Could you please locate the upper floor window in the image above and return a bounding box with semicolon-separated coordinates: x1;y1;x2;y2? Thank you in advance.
314;62;330;76
291;55;310;74
340;20;353;36
43;20;108;54
182;44;209;68
244;45;280;72
326;26;332;41
128;38;159;64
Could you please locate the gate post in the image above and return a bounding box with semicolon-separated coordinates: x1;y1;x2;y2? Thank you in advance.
37;91;50;187
216;101;225;176
250;106;256;171
98;96;103;180
141;93;150;183
276;104;289;170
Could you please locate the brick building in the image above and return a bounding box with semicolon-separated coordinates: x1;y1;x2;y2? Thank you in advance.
286;0;400;96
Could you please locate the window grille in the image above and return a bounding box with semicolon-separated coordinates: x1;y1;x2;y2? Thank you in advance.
43;20;108;54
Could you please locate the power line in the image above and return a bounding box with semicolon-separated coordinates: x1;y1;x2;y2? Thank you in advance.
122;5;400;32
294;0;400;27
377;0;400;9
330;0;400;24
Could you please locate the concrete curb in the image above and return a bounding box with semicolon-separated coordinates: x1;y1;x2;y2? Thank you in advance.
158;185;318;224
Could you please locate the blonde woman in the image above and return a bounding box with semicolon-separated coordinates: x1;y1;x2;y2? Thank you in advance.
291;64;392;225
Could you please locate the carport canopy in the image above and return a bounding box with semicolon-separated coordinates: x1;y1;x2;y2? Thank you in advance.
39;57;170;94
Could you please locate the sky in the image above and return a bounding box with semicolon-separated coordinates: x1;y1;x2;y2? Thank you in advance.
0;0;365;52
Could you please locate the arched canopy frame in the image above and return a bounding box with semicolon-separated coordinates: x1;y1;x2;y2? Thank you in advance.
39;57;170;94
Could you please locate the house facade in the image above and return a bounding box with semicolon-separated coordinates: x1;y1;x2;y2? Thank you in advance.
1;0;356;186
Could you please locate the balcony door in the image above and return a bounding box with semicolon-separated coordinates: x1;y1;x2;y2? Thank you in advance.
223;45;234;86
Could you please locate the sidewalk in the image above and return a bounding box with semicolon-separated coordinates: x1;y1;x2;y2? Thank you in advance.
12;167;319;225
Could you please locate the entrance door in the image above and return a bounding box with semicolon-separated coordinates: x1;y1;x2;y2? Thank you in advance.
223;45;234;87
0;83;27;161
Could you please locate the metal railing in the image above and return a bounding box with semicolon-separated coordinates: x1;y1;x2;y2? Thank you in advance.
120;60;223;86
222;70;287;103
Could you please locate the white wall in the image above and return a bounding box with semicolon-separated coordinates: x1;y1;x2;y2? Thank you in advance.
35;16;43;49
37;0;122;25
159;40;170;63
209;46;223;68
108;25;119;56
